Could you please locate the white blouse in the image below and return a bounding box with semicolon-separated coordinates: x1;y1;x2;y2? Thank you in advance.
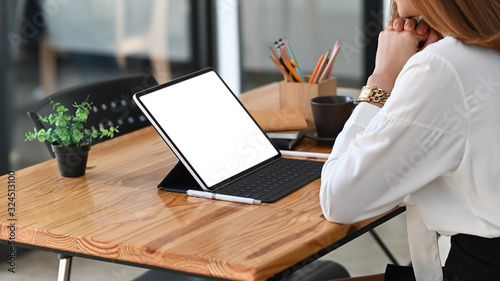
320;37;500;280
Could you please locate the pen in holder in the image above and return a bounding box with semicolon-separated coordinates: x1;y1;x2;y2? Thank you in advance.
279;76;337;129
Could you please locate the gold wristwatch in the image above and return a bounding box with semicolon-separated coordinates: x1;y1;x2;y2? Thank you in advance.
357;85;390;104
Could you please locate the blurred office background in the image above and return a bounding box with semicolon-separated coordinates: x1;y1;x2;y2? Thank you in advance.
2;0;391;172
0;1;432;280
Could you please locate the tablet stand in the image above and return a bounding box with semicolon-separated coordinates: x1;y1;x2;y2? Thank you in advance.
157;161;203;193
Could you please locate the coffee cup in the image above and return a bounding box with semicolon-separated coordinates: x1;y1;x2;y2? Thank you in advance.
310;95;353;138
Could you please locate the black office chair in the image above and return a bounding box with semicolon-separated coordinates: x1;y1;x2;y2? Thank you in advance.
27;73;158;158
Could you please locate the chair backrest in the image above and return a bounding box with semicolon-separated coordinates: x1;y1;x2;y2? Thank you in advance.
27;74;158;158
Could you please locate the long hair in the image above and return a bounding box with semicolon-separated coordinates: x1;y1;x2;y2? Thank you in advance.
390;0;500;52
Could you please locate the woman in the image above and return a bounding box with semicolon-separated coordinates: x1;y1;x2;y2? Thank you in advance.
320;0;500;280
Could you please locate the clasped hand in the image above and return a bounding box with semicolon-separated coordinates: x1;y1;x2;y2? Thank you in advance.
367;18;443;99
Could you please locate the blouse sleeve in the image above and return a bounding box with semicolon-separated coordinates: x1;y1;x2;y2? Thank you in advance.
320;51;468;224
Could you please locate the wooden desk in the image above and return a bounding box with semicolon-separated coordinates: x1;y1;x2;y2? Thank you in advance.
0;83;402;281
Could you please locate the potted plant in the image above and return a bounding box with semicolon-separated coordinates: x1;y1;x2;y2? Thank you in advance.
25;97;119;177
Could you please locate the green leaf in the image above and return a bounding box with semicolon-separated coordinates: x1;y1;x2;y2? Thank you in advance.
60;130;70;141
38;115;48;123
75;111;88;122
25;132;34;141
57;105;68;113
48;114;56;125
62;139;70;146
72;123;83;130
55;118;66;127
72;128;84;143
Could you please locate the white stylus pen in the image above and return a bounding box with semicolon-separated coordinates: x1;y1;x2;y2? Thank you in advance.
186;190;262;205
279;150;330;159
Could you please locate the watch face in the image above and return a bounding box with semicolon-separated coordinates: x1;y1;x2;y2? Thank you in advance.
359;86;373;99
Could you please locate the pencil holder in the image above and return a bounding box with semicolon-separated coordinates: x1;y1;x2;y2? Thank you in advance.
279;76;337;129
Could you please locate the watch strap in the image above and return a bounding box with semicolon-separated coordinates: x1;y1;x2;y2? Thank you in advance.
357;85;390;104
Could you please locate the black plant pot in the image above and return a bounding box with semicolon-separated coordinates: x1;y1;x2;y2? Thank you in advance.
51;143;91;177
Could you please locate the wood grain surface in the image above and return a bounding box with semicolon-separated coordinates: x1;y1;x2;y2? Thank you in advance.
0;83;398;281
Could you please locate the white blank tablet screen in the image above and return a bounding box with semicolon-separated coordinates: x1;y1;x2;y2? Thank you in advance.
139;71;278;188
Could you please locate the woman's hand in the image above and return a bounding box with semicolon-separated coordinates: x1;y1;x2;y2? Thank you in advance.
367;19;443;95
386;18;443;50
386;18;420;33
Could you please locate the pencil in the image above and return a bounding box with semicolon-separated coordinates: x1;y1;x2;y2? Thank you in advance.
276;39;304;82
318;41;341;82
309;53;325;84
325;41;341;79
270;47;280;63
271;43;297;81
283;38;305;81
282;58;304;82
269;55;293;81
312;50;330;84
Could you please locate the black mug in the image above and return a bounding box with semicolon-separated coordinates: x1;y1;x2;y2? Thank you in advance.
310;95;353;138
